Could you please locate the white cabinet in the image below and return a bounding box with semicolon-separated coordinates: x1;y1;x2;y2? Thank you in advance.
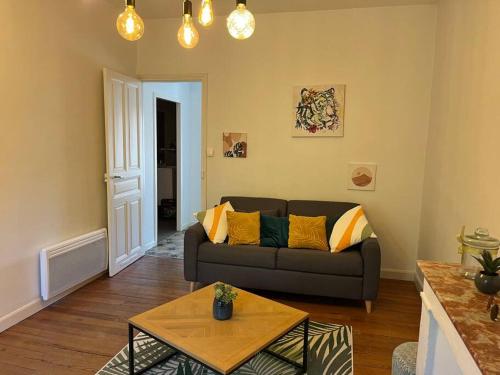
416;280;481;375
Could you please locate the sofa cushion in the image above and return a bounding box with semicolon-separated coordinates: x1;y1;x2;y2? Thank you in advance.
261;215;289;248
226;211;260;246
221;196;288;217
198;242;277;269
277;246;363;276
330;205;377;252
288;214;329;251
196;202;234;244
288;200;358;219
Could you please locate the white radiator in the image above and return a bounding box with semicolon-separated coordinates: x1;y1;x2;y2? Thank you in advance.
40;229;108;301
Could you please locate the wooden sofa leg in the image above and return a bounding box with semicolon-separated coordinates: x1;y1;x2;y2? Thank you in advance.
190;282;196;293
365;300;373;314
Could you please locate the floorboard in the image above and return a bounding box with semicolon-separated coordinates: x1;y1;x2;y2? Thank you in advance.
0;257;421;374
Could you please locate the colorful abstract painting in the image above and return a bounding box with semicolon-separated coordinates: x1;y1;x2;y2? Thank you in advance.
348;163;377;191
223;132;247;158
293;84;345;137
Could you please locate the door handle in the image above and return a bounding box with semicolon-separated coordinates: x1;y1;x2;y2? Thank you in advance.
104;174;124;183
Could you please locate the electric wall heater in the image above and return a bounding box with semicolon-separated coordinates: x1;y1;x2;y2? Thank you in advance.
40;229;108;301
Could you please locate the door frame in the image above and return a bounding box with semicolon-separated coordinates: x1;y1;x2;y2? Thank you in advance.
153;94;182;240
140;74;208;242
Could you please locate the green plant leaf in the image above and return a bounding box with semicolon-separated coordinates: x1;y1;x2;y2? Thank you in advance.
473;256;487;269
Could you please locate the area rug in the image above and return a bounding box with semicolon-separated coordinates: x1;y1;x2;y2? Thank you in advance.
145;231;185;259
97;321;352;375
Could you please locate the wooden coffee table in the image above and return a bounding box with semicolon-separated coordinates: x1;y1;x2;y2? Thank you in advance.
128;283;309;374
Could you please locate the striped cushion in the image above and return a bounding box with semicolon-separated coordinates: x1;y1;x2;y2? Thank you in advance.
329;205;376;252
196;202;234;244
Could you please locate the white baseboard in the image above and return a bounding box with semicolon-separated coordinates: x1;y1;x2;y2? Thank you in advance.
142;240;157;252
381;268;415;281
0;271;105;333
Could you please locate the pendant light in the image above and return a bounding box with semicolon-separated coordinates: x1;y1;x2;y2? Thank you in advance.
198;0;215;27
227;0;255;40
178;0;200;48
116;0;145;41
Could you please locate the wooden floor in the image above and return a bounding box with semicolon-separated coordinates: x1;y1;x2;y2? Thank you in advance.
0;257;421;374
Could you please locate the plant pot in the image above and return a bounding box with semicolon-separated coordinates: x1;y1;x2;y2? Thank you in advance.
474;272;500;295
213;299;233;321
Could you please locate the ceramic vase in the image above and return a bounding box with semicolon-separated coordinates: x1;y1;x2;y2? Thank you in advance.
213;299;233;320
474;272;500;295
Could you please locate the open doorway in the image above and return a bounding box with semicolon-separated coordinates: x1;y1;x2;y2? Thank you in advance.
141;81;204;256
156;98;178;242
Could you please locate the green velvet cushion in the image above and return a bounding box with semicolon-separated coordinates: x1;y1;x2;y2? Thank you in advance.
260;215;289;248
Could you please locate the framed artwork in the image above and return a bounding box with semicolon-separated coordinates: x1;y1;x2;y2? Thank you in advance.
223;132;247;158
293;84;346;137
348;163;377;191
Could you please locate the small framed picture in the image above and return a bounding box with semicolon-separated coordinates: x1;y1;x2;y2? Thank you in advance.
348;163;377;191
223;132;247;158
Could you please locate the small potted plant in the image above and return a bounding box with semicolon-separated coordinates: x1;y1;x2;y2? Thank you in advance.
213;283;237;321
473;250;500;295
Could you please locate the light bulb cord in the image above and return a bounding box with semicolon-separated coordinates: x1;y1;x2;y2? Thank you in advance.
126;0;135;7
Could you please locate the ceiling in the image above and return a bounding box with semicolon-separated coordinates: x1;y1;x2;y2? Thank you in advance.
106;0;437;19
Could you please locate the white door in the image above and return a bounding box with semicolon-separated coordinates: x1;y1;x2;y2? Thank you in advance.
103;69;144;276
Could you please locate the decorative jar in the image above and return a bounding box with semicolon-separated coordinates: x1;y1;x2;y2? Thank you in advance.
457;226;499;279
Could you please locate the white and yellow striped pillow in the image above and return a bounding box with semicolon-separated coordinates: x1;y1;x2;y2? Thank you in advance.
196;202;234;244
329;206;377;252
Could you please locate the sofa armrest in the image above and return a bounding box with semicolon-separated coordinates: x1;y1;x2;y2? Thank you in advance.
360;238;381;301
184;222;207;282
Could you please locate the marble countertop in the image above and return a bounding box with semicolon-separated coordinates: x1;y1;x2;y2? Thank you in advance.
418;261;500;375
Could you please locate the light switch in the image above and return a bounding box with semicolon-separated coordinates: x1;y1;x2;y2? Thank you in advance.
207;147;215;157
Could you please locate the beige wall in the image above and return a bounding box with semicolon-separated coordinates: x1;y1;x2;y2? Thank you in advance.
0;1;136;320
138;5;437;277
419;0;500;262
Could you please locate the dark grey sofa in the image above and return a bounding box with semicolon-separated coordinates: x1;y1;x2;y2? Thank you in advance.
184;197;381;313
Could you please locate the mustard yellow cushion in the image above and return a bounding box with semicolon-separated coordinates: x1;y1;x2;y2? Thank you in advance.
226;211;261;246
288;214;329;251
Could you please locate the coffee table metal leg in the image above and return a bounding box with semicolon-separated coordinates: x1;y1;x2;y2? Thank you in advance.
302;318;309;373
129;324;135;375
260;318;309;374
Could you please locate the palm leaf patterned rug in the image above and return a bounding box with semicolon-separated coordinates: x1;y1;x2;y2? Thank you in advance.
97;321;352;375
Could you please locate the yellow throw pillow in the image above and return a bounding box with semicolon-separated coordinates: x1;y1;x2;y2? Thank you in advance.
288;214;329;251
226;211;261;246
196;202;234;244
329;205;377;252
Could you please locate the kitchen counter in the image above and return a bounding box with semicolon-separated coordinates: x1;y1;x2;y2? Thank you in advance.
417;260;500;374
